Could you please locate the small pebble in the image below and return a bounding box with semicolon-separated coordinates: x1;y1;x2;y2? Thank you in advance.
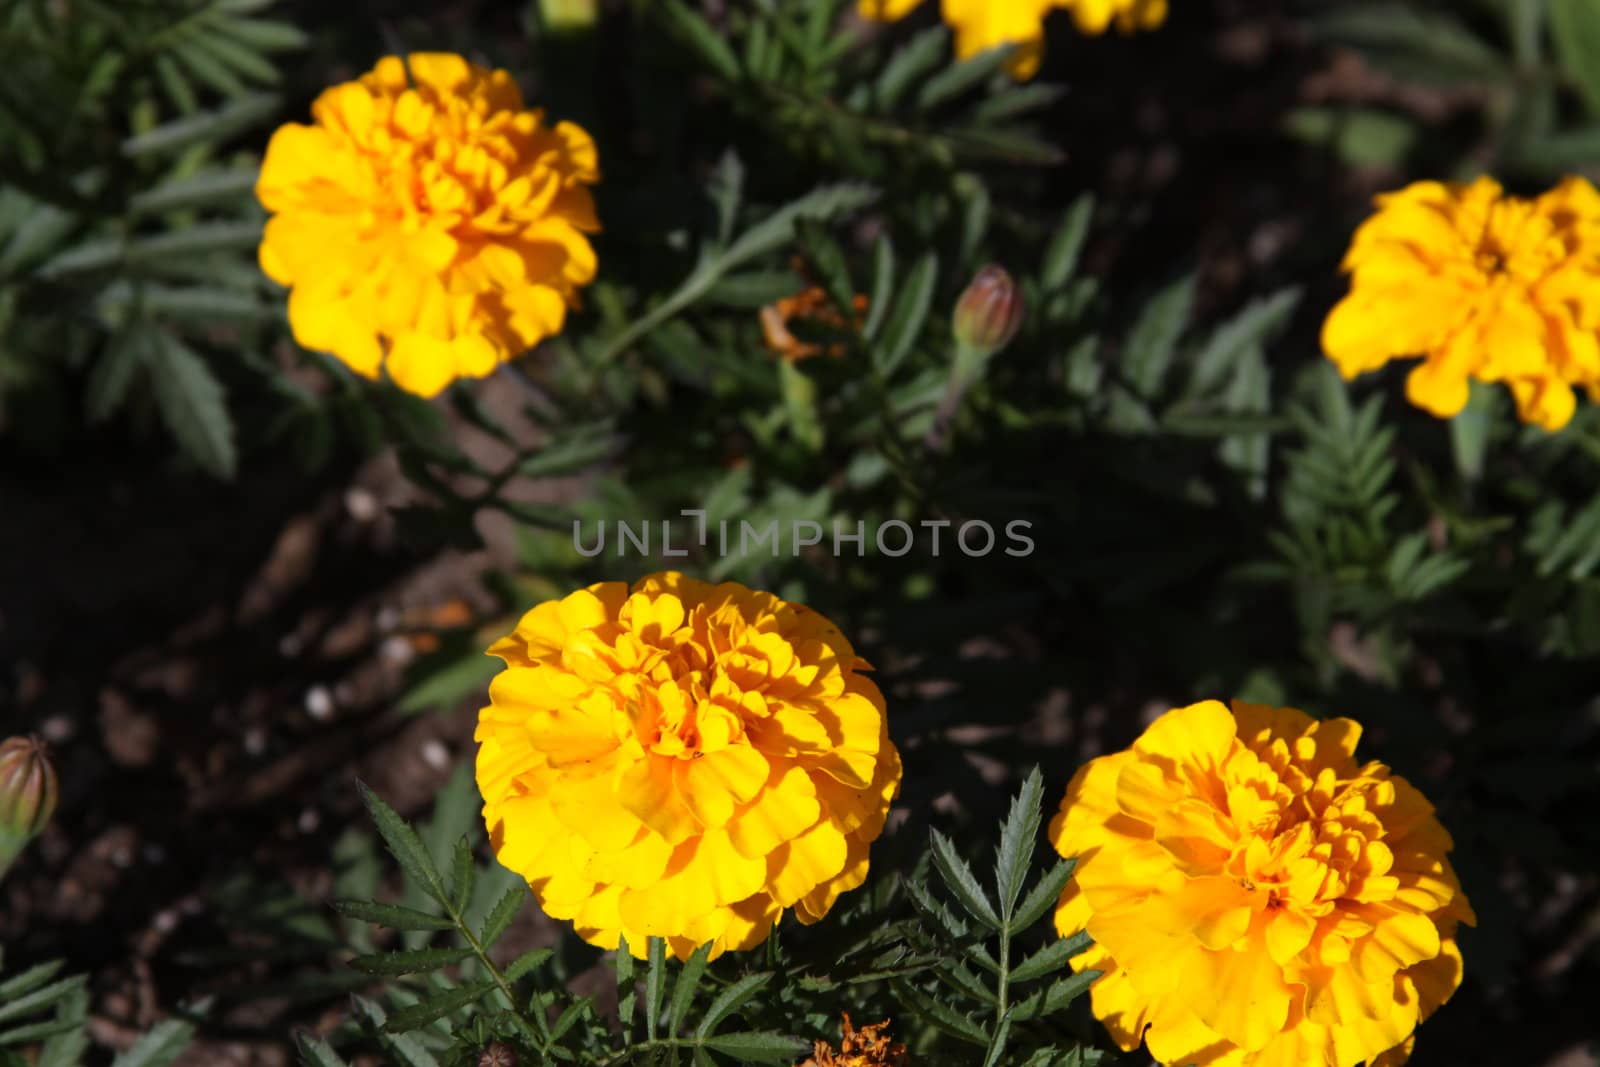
420;739;451;771
305;686;334;720
298;808;321;834
345;487;381;522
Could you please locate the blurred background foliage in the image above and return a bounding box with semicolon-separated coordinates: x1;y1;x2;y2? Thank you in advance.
2;0;1598;1064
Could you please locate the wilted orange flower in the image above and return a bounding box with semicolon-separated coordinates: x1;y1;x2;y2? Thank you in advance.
1049;700;1474;1067
760;285;869;362
475;573;901;960
859;0;1167;79
257;53;600;397
798;1014;908;1067
1323;176;1600;431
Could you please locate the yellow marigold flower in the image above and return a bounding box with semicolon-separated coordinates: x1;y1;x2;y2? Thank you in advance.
475;573;902;961
1048;700;1474;1067
1323;176;1600;432
858;0;1167;79
257;53;600;397
798;1014;908;1067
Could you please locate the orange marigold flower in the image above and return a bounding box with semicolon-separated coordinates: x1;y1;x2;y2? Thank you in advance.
257;53;600;397
760;285;869;363
1048;700;1474;1067
475;573;902;961
1323;176;1600;431
859;0;1167;79
798;1014;908;1067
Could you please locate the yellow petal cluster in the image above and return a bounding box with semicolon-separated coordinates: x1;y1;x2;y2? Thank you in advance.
475;573;901;961
256;53;600;397
859;0;1167;79
1323;176;1600;431
1048;700;1474;1067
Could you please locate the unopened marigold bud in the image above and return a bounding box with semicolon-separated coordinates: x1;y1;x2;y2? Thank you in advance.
0;736;58;877
952;265;1024;356
539;0;597;31
478;1041;517;1067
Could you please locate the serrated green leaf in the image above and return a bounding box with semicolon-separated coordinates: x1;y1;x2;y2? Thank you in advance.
994;768;1044;922
0;1018;81;1047
216;16;311;51
897;983;988;1045
0;978;85;1026
504;948;553;982
863;236;896;341
357;781;449;905
145;331;236;478
293;1033;349;1067
1007;969;1101;1022
981;1012;1011;1067
874;252;937;377
351;997;439;1067
874;26;948;111
666;942;711;1035
0;962;64;1001
129;170;259;215
700;1032;810;1063
109;1017;194;1067
645;937;667;1040
930;829;999;928
1190;287;1300;396
1008;930;1092;984
479;885;526;948
917;44;1016;111
348;947;472;976
331;900;455;932
1011;857;1076;933
658;0;741;81
616;935;637;1028
1041;195;1094;291
695;973;772;1039
381;978;497;1032
122;93;279;158
449;838;475;915
1124;275;1194;399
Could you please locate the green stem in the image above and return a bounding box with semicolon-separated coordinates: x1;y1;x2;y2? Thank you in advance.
996;925;1011;1023
447;899;545;1050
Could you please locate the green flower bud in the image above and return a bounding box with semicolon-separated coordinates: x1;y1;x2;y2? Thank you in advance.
0;735;58;878
952;265;1024;357
539;0;597;31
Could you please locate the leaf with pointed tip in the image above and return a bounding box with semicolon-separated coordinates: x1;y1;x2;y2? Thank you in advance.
109;1017;194;1067
994;768;1045;921
381;978;497;1033
332;900;454;932
695;973;772;1039
348;948;472;976
1008;931;1093;985
930;830;999;929
479;885;526;947
700;1032;810;1064
667;943;712;1035
356;782;448;905
293;1033;350;1067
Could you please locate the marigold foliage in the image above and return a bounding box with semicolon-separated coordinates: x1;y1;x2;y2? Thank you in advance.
859;0;1168;79
1048;700;1474;1067
256;53;600;397
1323;176;1600;431
475;573;901;961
